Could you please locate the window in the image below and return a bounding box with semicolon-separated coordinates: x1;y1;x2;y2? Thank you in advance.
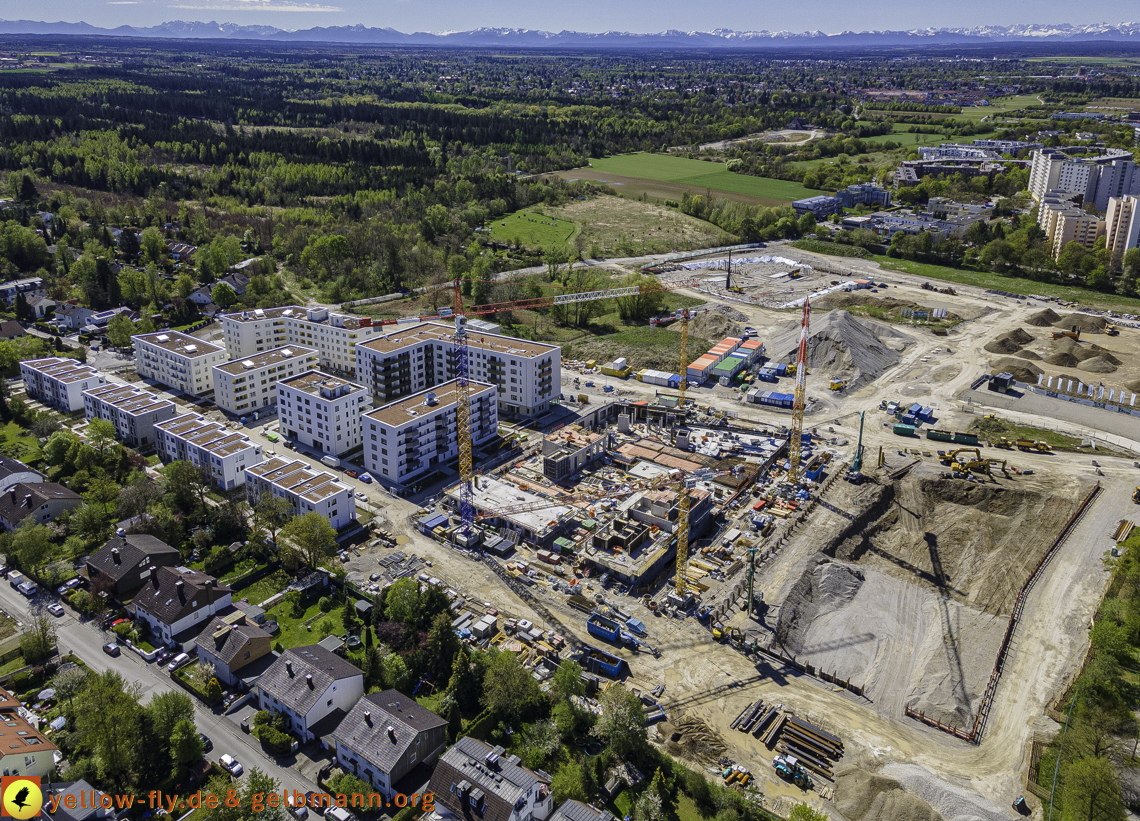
327;699;333;707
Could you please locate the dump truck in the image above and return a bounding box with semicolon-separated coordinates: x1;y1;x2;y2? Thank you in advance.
1106;324;1120;336
991;437;1015;450
1051;327;1081;340
1016;439;1051;452
829;380;847;391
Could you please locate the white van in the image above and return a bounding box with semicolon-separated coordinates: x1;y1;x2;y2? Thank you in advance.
324;808;353;821
167;652;191;672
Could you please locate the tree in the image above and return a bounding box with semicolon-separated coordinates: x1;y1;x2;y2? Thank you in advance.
630;787;662;821
481;649;542;724
148;690;195;745
13;522;52;576
85;475;121;517
551;760;588;805
281;512;337;569
204;677;223;703
141;227;167;265
85;417;117;455
1062;756;1126;821
447;649;480;712
164;460;209;513
75;670;141;785
212;283;238;309
789;806;829;821
105;313;135;349
380;652;410;692
19;613;57;663
422;611;460;682
171;718;204;776
254;492;294;549
18;174;38;204
551;659;584;703
52;665;90;710
592;684;646;759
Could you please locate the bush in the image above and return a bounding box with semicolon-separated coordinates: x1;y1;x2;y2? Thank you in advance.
258;725;293;755
254;710;272;727
318;596;332;613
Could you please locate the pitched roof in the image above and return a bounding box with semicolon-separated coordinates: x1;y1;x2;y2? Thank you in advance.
332;690;445;773
0;321;24;339
256;645;363;716
194;614;271;665
0;454;42;483
427;737;543;821
133;566;231;626
46;781;112;821
0;482;81;525
89;534;180;582
551;801;615;821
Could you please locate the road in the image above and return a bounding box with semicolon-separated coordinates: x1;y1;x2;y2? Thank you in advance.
0;583;318;795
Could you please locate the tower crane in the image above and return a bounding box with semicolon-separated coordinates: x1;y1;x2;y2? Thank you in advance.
674;306;695;597
787;296;811;484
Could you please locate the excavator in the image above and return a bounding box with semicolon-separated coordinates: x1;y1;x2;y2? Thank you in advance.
1133;487;1140;504
938;447;981;466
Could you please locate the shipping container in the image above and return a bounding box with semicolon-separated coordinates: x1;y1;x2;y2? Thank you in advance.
775;363;788;376
952;431;979;445
893;423;918;437
537;550;561;565
925;429;954;442
587;614;622;644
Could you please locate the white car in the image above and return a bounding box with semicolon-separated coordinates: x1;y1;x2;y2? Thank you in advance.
47;603;64;617
355;492;367;500
219;754;243;776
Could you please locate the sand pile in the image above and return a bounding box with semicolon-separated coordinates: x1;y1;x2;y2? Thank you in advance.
775;561;865;651
1055;312;1107;334
988;357;1042;383
1127;379;1140;392
660;714;727;764
770;310;911;390
879;763;1009;821
1044;351;1079;367
1026;308;1062;326
1014;350;1042;360
691;310;742;340
835;766;943;821
1079;356;1118;373
982;328;1033;354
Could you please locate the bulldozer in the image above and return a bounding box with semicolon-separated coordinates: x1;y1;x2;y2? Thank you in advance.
1106;324;1120;336
829;379;848;391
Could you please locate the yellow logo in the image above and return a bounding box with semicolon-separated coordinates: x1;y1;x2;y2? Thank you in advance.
1;776;42;819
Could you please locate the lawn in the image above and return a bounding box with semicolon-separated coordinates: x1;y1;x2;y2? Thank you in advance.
955;94;1043;122
861;129;946;147
553;195;729;257
268;598;345;650
231;573;289;608
488;209;577;250
967;417;1088;453
583;154;816;203
0;421;43;463
0;654;26;677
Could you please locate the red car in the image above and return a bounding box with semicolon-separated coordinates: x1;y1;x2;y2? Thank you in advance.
110;618;131;629
345;470;359;479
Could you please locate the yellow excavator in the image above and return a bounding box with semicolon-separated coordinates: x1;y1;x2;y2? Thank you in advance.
939;447;981;466
1133;487;1140;504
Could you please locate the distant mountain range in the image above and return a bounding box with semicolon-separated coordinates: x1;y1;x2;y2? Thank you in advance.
2;20;1140;48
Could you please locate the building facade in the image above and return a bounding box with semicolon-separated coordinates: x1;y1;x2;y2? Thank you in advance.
276;370;370;456
133;331;228;396
83;383;177;450
244;457;356;530
791;195;843;219
836;183;891;209
1028;148;1140;207
194;613;273;687
1106;195;1140;256
363;380;498;487
0;482;82;531
86;534;182;597
218;306;383;375
427;737;553;821
0;687;57;777
212;346;318;415
255;646;364;744
354;320;559;418
154;412;265;490
20;357;107;412
132;566;233;647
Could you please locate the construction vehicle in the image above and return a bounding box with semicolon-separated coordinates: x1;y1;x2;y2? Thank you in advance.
920;281;957;295
991;437;1015;450
938;447;981;466
774;756;813;790
829;379;847;391
1016;439;1051;452
1133;487;1140;504
845;411;866;484
1106;324;1119;336
1051;326;1081;340
787;298;811;483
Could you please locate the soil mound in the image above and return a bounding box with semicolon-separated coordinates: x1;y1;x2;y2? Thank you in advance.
1055;313;1107;334
1089;345;1122;366
1079;356;1118;374
989;357;1042;383
775;561;865;651
1027;308;1062;326
983;328;1033;354
835;766;944;821
1014;350;1042;360
690;310;742;341
770;310;911;390
1127;379;1140;393
1044;351;1079;367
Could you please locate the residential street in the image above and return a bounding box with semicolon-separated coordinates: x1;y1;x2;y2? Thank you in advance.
0;582;319;795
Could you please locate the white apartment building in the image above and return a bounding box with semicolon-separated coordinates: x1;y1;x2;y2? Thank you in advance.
1106;195;1140;256
245;456;356;529
218;305;382;375
133;331;227;396
83;383;177;450
355;321;559;418
363;380;498;487
276;370;370;456
154;412;265;490
1028;149;1140;208
212;345;318;416
20;357;108;412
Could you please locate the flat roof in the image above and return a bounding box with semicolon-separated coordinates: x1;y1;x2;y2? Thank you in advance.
219;305;305;323
246;457;347;503
83;383;174;416
215;345;317;376
277;369;367;398
447;475;575;535
133;331;224;357
22;357;103;384
156;413;261;458
359;321;556;359
365;378;494;429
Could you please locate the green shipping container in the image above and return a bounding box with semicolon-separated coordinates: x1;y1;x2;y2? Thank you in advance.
893;423;918;437
925;429;954;442
953;432;979;445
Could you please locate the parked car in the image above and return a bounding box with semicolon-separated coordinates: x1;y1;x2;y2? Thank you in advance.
47;603;64;617
167;652;191;672
102;643;121;657
358;473;372;484
56;578;81;595
286;794;308;820
345;469;358;479
219;754;243;777
198;733;213;752
18;582;37;597
110;618;131;629
155;648;174;665
355;491;367;500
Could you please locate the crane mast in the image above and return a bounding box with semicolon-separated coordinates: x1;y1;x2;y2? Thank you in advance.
674;307;692;596
787;297;811;484
452;278;475;540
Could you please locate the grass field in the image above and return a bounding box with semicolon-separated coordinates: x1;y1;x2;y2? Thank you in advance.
0;422;42;463
956;94;1042;122
488;209;577;249
968;417;1087;453
574;153;816;205
860;131;945;147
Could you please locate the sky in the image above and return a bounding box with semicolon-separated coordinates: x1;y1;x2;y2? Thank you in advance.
8;0;1140;33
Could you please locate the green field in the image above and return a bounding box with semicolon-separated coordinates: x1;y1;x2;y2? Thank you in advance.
860;130;945;147
957;94;1043;122
488;209;577;248
585;154;816;203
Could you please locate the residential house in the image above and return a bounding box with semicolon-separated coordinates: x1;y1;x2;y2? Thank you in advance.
0;454;44;495
188;286;215;306
0;483;82;532
427;737;553;821
0;686;59;777
30;296;57;319
167;242;197;262
0;277;45;307
219;272;251;294
550;802;614;821
85;533;181;598
132;566;233;648
332;690;447;799
194;612;273;687
55;302;96;331
44;780;117;821
255;645;364;744
0;321;24;339
20;357;107;412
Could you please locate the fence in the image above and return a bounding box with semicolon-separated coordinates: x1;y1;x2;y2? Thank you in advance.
907;482;1102;744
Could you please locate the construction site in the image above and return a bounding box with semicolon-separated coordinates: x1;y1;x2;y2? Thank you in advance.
341;249;1140;820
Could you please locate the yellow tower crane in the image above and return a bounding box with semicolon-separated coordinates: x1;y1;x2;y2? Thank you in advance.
674;307;694;597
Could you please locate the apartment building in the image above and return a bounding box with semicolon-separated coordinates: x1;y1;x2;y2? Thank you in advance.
836;182;891;209
355;321;559;418
791;195;843;219
1049;209;1105;259
245;456;355;529
218;305;381;375
154;412;265;490
82;383;177;450
1106;195;1140;255
133;331;227;396
1028;148;1140;207
212;346;318;415
363;380;498;487
277;370;370;456
20;357;108;412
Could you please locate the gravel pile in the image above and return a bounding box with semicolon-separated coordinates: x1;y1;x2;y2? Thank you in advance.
835;766;943;821
691;310;742;340
1055;312;1107;334
769;309;910;390
988;357;1042;383
1127;379;1140;392
878;763;1008;821
1014;350;1042;360
1079;356;1119;374
1026;308;1062;326
1044;351;1079;367
983;328;1033;355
